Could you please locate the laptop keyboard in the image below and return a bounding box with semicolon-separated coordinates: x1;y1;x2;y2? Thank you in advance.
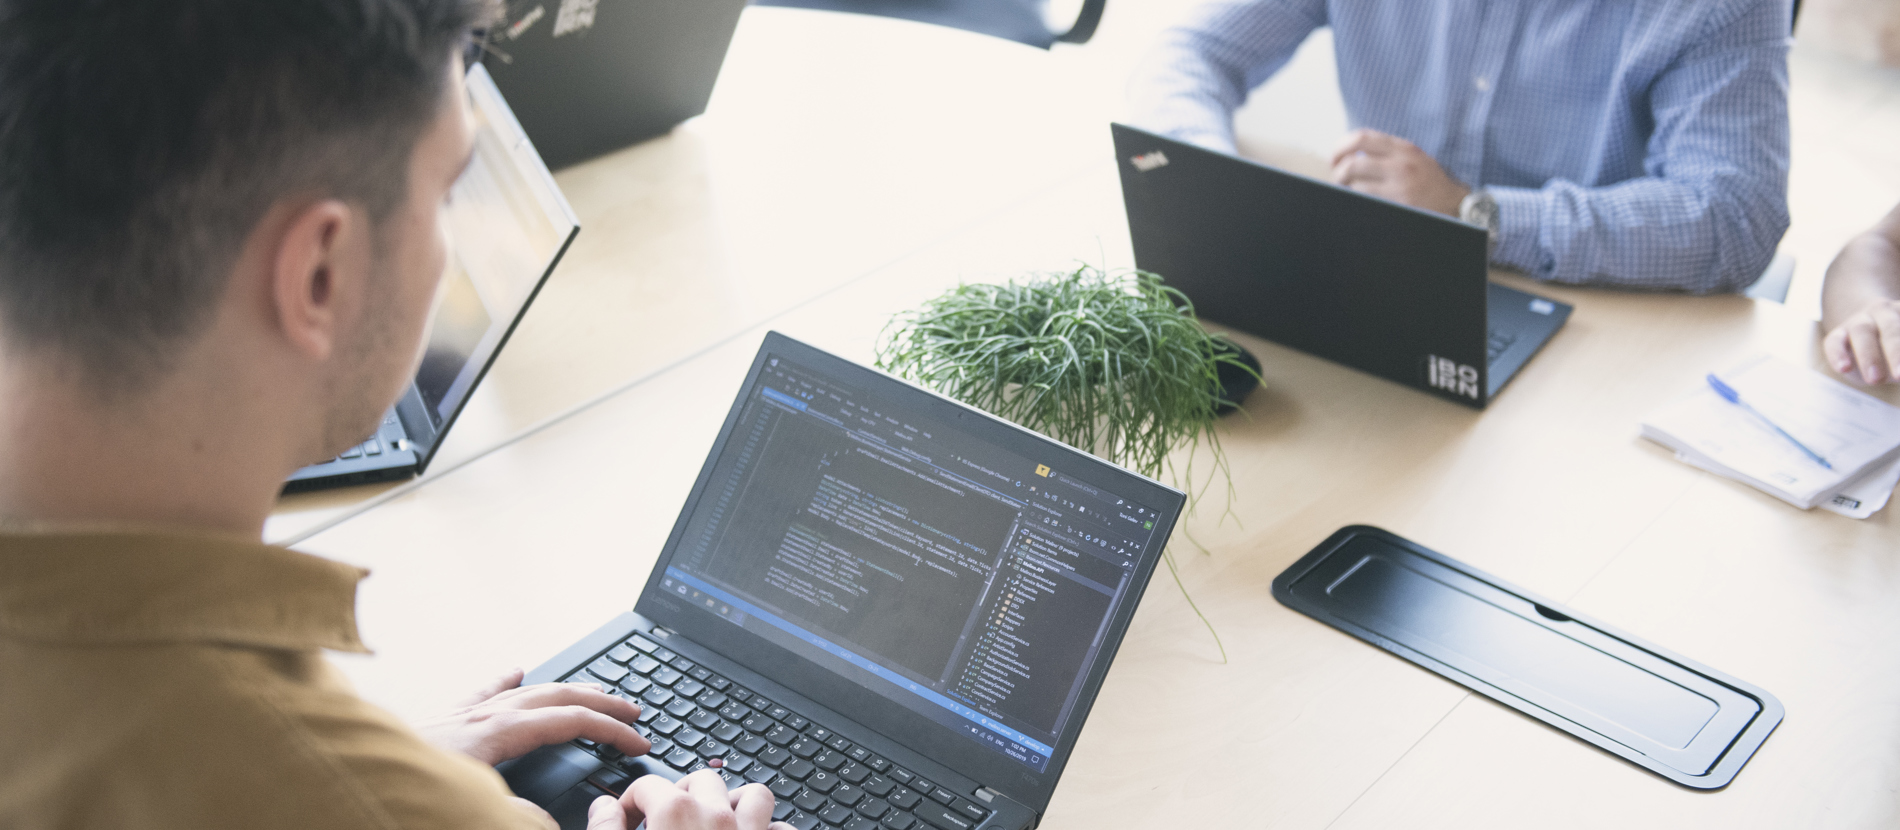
565;633;992;830
1487;328;1517;363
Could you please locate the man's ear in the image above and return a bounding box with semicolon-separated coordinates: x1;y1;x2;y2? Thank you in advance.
269;199;360;360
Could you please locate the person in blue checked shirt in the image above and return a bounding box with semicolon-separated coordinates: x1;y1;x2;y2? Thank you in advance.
1129;0;1793;294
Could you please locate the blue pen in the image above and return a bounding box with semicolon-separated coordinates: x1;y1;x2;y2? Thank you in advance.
1706;373;1833;470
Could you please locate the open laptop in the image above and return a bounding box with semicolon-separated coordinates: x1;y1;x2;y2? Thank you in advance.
497;332;1186;830
283;64;579;493
1112;123;1571;410
478;0;749;169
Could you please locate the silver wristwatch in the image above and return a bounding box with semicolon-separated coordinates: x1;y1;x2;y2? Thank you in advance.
1459;188;1500;253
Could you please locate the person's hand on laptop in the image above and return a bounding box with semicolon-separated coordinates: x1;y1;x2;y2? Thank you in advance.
1330;128;1470;218
588;770;790;830
413;668;651;765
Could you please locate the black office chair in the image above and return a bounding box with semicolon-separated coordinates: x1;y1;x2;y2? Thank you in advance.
748;0;1106;49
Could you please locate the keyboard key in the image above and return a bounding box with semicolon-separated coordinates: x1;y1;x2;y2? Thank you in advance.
826;736;853;752
911;779;936;796
773;802;795;821
711;721;743;742
664;748;698;770
830;784;863;806
844;817;879;830
856;798;889;820
766;705;793;721
686;759;711;775
786;811;820;830
928;787;954;806
707;676;732;692
951;799;986;822
887;769;913;786
804;770;839;794
788;736;822;758
673;679;706;699
665;698;697;718
746;764;777;785
736;735;768;755
742;714;775;733
673;728;705;749
729;688;752;703
340;446;362;459
862;775;893;797
689;709;720;730
636;704;661;724
620;676;653;696
723;755;753;774
649;715;684;737
670;656;697;672
651;647;678;662
698;691;729;710
765;725;798;746
628;635;659;653
865;756;890;773
846;747;871;763
792;788;827;812
587;661;629;683
881;812;915;830
689;666;713;682
806;726;834;742
838;763;870;784
698;740;730;758
819;805;855;826
645;736;675;758
784;714;811;731
641;687;675;708
768;776;802;799
607;645;638;664
813;750;846;771
749;697;777;713
913;802;974;830
781;759;817;780
720;703;752;722
887;788;921;810
720;769;746;789
759;746;793;767
651;668;684;687
630;656;662;675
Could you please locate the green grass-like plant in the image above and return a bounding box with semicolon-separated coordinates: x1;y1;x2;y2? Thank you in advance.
875;265;1256;660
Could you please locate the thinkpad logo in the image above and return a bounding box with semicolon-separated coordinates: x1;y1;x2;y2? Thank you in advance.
1131;151;1169;172
1427;355;1480;399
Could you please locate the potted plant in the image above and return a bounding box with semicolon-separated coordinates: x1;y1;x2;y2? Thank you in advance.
875;264;1259;658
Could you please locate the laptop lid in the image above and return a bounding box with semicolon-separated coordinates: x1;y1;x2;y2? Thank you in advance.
1112;123;1495;408
633;332;1186;813
405;62;580;470
479;0;749;169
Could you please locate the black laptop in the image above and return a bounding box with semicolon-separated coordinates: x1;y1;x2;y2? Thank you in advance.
478;0;749;169
497;332;1186;830
1112;123;1570;410
284;65;579;493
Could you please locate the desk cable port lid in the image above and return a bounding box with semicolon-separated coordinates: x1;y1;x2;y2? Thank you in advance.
1271;525;1783;790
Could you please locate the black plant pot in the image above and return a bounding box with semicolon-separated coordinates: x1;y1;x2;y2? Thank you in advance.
1212;342;1262;416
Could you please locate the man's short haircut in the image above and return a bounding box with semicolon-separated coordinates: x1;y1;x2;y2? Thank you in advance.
0;0;496;394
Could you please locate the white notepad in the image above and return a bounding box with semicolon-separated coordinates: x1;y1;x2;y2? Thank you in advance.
1641;355;1900;513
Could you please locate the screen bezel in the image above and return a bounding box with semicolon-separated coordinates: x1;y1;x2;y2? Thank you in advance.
410;63;582;473
633;331;1186;811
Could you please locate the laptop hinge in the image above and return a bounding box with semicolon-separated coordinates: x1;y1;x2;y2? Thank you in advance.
974;787;1036;828
651;626;675;640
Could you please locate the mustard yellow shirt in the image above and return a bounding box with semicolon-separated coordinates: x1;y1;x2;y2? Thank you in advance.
0;528;547;829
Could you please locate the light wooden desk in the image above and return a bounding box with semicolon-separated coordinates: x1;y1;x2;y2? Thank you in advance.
278;9;1900;829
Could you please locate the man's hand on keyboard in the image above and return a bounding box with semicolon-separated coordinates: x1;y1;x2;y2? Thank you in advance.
414;668;652;765
589;770;791;830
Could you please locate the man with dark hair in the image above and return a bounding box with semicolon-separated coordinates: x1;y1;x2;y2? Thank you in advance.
1129;0;1792;294
0;2;780;828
